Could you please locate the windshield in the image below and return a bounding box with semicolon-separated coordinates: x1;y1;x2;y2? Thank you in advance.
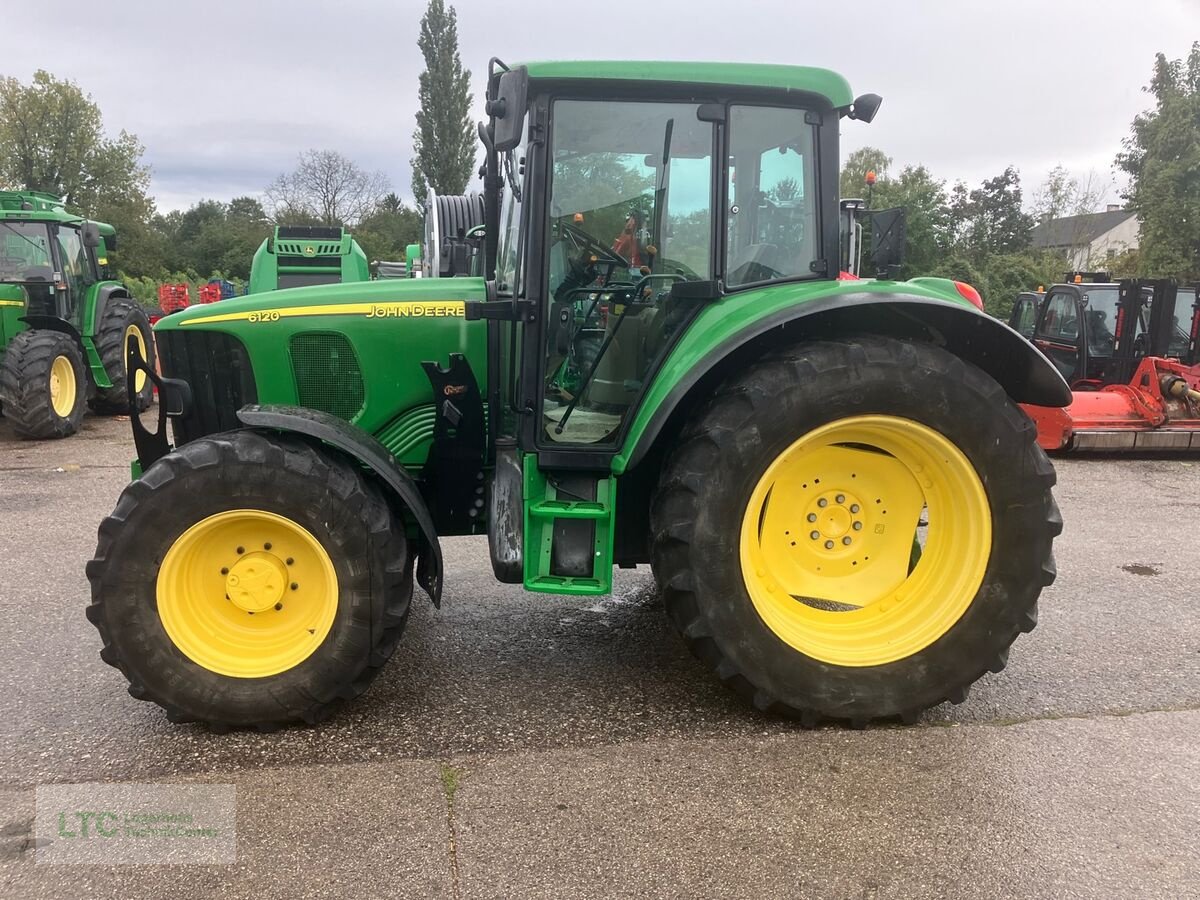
0;221;55;283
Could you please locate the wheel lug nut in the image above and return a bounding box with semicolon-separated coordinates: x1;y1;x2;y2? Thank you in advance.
836;494;845;504
842;536;852;545
853;521;863;531
810;531;820;540
807;513;817;523
850;504;860;513
817;498;828;508
824;540;834;550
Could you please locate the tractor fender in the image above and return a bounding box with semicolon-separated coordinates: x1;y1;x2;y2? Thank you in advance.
84;283;132;339
235;404;445;607
616;292;1072;474
19;313;82;344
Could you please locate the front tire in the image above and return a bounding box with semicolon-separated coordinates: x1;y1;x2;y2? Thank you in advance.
0;330;87;439
649;337;1061;725
89;297;154;414
86;430;411;729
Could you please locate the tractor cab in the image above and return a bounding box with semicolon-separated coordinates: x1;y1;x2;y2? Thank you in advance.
1011;278;1200;451
1012;278;1199;388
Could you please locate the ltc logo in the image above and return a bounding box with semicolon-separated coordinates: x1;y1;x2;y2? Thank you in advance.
57;811;119;838
302;246;316;257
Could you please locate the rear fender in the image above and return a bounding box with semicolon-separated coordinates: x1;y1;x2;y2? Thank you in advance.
236;405;445;606
617;293;1072;473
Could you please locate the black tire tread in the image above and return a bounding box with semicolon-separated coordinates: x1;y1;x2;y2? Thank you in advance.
86;429;411;730
649;336;1059;727
88;296;154;414
0;329;87;439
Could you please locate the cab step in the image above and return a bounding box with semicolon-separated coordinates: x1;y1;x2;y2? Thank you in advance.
523;460;615;596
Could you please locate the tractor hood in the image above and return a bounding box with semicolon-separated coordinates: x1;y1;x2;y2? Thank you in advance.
151;276;490;444
155;277;489;331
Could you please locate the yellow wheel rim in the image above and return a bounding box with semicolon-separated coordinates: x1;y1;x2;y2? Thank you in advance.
157;510;339;678
124;324;148;393
739;415;991;667
49;355;77;417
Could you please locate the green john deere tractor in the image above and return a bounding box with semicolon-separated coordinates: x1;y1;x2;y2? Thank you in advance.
87;60;1069;730
0;191;154;438
247;225;371;293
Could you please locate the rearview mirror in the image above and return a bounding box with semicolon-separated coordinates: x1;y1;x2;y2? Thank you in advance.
81;222;101;248
487;69;528;152
868;207;906;278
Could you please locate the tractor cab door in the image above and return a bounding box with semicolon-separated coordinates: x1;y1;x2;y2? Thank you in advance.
1009;292;1040;338
51;224;97;321
1032;285;1087;383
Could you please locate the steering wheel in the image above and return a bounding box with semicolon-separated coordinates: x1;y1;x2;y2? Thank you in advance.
557;220;629;270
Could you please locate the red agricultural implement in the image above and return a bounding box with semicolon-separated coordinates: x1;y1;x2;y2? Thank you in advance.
1011;278;1200;451
197;283;223;304
151;283;192;324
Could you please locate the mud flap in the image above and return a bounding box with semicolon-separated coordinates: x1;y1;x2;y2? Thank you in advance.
126;331;191;470
235;405;446;606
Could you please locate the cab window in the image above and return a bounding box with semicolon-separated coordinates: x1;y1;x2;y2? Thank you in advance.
1038;292;1079;343
56;226;93;297
725;106;818;288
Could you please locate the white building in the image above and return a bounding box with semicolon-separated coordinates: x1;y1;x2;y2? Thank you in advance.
1030;206;1139;270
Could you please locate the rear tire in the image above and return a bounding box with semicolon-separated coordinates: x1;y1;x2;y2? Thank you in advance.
0;330;87;439
649;336;1061;725
86;430;412;729
89;297;154;414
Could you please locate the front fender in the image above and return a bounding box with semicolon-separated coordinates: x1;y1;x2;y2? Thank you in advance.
236;405;445;606
615;291;1071;474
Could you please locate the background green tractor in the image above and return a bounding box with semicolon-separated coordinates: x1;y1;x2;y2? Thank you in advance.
88;60;1069;731
0;191;153;438
247;225;371;293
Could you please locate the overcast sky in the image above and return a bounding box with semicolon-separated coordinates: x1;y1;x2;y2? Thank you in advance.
5;0;1197;213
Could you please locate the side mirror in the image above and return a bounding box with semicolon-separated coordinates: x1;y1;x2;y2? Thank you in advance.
868;207;906;279
849;93;883;124
487;69;528;152
81;222;101;248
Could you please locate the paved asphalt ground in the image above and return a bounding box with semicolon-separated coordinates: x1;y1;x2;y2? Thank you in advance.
1;410;1198;899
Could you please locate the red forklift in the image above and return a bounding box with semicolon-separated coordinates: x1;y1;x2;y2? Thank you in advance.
1010;276;1200;450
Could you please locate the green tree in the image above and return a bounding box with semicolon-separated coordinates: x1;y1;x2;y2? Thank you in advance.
355;199;423;265
410;0;476;208
1116;42;1200;279
839;146;891;199
0;70;156;277
876;165;952;276
949;167;1033;259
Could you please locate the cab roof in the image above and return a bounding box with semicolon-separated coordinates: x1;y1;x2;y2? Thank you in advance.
0;190;113;232
520;60;854;108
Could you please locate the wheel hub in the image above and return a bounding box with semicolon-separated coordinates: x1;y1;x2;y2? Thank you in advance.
226;552;288;613
805;491;864;550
